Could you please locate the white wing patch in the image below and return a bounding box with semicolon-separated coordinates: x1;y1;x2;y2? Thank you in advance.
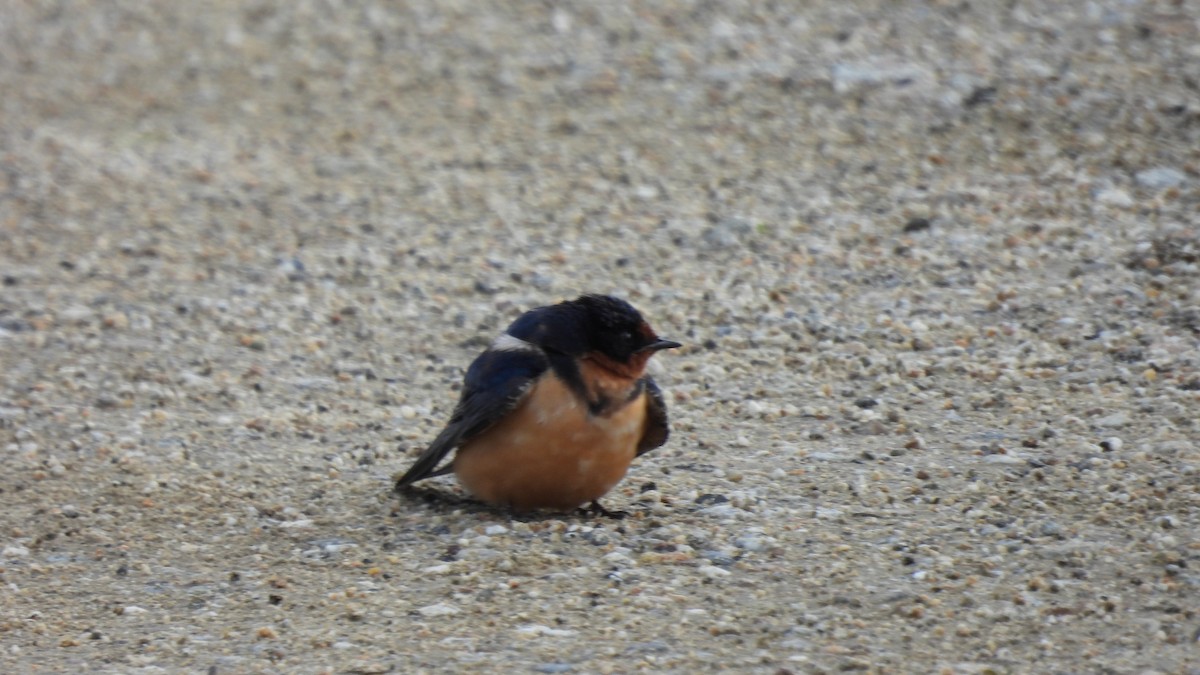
491;333;538;352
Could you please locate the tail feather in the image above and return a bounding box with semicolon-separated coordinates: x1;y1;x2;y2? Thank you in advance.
394;428;459;488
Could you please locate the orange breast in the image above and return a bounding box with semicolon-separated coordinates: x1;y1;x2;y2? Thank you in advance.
453;373;647;511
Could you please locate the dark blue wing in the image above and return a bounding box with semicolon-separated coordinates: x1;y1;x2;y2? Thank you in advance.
636;377;670;456
395;346;548;487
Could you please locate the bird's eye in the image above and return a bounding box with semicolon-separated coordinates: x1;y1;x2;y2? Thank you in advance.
620;330;634;343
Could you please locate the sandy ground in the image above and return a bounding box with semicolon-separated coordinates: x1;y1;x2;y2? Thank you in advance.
2;1;1199;673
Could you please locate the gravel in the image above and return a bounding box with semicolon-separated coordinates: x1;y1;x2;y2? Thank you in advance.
2;1;1198;673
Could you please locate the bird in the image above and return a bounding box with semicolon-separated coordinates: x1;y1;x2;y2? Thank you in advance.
394;294;681;514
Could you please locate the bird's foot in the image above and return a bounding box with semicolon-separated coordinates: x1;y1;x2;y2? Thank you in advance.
578;501;628;520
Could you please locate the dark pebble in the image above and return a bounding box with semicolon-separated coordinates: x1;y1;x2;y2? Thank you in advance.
902;217;931;233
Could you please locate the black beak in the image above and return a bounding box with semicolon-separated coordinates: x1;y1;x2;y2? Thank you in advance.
638;338;682;353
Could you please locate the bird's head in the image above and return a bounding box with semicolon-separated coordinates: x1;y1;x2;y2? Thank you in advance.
569;294;680;378
508;294;680;377
575;293;679;357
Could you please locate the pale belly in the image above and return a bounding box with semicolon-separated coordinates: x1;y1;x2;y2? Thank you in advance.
453;375;647;511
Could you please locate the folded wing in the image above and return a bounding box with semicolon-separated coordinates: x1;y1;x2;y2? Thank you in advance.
395;346;549;487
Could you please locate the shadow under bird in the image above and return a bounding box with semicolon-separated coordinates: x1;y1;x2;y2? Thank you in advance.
394;294;681;513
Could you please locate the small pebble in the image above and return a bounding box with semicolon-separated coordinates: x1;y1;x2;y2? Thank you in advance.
1095;187;1133;207
1039;521;1063;537
1135;167;1186;190
699;565;732;578
516;625;576;638
1155;515;1178;529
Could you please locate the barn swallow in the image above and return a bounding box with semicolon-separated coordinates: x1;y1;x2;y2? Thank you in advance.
394;294;681;513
